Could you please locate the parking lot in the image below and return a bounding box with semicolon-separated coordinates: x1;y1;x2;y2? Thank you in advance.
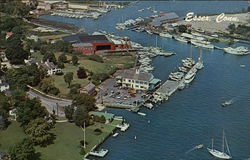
96;78;146;107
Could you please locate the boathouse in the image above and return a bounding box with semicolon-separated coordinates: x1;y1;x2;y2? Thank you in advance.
63;34;116;54
150;12;179;28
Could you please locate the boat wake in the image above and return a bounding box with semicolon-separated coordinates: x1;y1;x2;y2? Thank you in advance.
185;144;204;154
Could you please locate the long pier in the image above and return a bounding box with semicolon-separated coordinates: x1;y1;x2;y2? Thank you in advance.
152;61;202;103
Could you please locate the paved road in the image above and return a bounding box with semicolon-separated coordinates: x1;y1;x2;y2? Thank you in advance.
27;90;72;117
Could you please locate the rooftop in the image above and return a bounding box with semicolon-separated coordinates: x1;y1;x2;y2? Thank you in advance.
63;34;111;44
151;12;179;27
119;68;153;82
83;82;95;92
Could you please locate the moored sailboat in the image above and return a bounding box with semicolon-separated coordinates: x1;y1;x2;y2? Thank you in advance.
207;130;232;159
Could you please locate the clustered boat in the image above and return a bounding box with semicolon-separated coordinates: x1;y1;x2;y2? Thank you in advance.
223;46;249;55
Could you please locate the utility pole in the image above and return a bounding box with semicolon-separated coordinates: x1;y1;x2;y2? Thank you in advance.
84;122;86;149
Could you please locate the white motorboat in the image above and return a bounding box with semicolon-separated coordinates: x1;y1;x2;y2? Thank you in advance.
144;103;154;109
221;99;233;107
179;66;188;73
89;149;109;157
112;132;119;137
191;40;214;49
159;33;172;38
184;73;195;84
174;36;188;43
207;130;232;159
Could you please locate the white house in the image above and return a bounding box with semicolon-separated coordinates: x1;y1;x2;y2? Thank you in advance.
116;68;155;91
39;60;62;75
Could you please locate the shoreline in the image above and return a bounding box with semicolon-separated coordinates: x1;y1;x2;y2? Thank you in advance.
26;17;82;33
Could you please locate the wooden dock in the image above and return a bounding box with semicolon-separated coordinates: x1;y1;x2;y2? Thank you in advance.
154;80;180;97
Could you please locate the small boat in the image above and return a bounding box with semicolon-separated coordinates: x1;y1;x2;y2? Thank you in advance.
240;64;245;68
138;112;146;116
207;130;232;159
144;103;154;109
196;144;204;149
221;99;233;107
113;132;119;137
89;149;109;157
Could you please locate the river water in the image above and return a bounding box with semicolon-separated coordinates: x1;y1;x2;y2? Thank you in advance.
41;1;250;160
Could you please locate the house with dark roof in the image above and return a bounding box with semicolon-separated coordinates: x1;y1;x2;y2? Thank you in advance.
62;34;116;55
150;12;179;28
116;68;160;91
79;82;96;95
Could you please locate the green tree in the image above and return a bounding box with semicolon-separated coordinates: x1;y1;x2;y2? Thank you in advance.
177;25;187;33
54;40;72;53
73;106;90;126
6;64;45;90
77;67;87;79
72;55;78;66
0;115;8;130
43;52;57;64
0;92;11;130
58;54;67;63
64;72;73;87
24;118;54;146
39;77;60;95
9;138;38;160
72;93;96;111
0;17;17;31
5;34;29;64
16;98;47;126
64;105;74;121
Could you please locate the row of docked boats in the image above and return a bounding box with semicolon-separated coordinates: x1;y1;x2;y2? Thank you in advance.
151;54;204;103
169;56;203;86
51;10;102;19
223;46;249;55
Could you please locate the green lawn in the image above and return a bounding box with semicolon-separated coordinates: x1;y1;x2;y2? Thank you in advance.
0;120;122;160
0;122;26;152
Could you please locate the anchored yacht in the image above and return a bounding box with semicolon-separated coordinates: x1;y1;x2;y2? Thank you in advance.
207;130;232;159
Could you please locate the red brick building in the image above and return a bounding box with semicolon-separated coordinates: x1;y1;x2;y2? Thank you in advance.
63;34;129;55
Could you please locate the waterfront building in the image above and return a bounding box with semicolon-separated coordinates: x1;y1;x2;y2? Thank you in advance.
115;68;161;91
37;2;51;11
63;34;130;55
149;12;179;28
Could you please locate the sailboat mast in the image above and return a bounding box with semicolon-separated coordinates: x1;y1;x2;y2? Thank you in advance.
225;135;231;156
190;46;192;58
212;138;214;150
156;36;158;47
222;130;225;153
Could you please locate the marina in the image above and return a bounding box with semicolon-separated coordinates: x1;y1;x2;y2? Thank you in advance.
39;1;250;160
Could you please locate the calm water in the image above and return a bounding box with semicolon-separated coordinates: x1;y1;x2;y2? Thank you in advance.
41;1;250;159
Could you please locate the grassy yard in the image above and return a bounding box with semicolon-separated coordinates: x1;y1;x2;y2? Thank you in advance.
0;120;122;160
53;53;135;96
0;122;26;152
